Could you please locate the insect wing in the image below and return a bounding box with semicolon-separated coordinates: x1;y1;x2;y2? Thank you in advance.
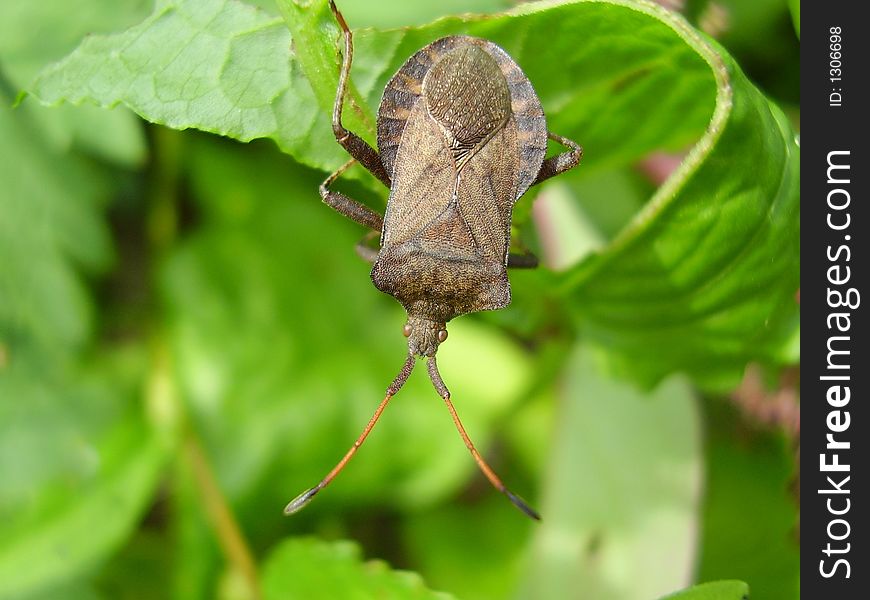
380;100;455;247
455;118;519;263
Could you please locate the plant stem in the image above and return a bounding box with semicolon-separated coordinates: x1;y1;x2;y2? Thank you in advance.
146;126;262;599
182;432;263;600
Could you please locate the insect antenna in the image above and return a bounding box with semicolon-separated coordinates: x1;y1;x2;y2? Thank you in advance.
284;354;416;515
426;357;541;521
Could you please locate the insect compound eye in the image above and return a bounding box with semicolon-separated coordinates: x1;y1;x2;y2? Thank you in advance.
402;324;413;337
437;329;448;343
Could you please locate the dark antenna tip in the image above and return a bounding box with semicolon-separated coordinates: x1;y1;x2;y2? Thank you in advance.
284;486;321;515
283;355;416;516
504;490;541;521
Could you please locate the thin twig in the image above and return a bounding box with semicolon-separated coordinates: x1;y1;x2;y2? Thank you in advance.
182;433;263;599
146;126;262;599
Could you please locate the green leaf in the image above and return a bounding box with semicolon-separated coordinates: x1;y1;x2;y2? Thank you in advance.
696;407;798;600
31;0;799;391
0;100;112;366
260;538;452;600
316;0;505;29
0;0;148;167
557;19;799;391
1;1;148;365
788;0;799;37
29;0;333;168
279;0;718;172
659;580;749;600
28;0;717;174
0;6;161;596
0;0;151;85
0;360;167;598
519;345;702;600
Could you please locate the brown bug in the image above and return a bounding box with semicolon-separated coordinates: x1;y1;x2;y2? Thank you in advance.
285;1;581;519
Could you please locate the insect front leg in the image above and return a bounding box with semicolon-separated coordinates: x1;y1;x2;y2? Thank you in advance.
330;0;391;188
531;131;583;187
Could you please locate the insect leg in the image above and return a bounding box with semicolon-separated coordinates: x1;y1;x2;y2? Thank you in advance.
329;1;391;188
354;230;380;263
531;131;583;187
507;251;539;269
320;159;385;231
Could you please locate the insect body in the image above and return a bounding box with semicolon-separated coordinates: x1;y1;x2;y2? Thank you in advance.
286;1;582;519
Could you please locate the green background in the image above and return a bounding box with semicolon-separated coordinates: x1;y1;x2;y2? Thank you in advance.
0;0;799;598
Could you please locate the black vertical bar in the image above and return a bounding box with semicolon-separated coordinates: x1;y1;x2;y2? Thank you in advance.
802;2;868;597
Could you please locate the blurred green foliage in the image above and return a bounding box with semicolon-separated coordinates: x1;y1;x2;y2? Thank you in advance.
1;0;798;599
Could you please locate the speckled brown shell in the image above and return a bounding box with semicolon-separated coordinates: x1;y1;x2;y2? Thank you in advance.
377;36;548;200
369;37;548;324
